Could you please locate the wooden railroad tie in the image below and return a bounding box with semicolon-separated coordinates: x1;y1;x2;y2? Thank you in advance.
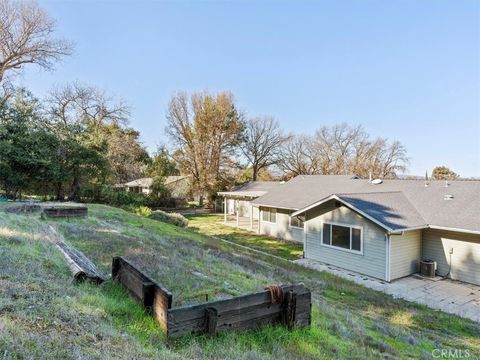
111;256;312;338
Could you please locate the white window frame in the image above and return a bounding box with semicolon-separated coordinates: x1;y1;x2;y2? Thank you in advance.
289;214;304;229
261;208;277;224
321;221;364;255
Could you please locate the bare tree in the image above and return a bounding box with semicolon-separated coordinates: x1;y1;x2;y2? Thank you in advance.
166;91;244;205
46;83;130;200
47;83;128;131
0;0;72;97
278;134;319;177
278;123;409;179
240;117;288;181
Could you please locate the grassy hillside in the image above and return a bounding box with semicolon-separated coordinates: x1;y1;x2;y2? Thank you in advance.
0;204;478;359
186;214;303;260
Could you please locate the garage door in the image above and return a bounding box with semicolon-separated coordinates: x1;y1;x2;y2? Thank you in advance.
423;229;480;285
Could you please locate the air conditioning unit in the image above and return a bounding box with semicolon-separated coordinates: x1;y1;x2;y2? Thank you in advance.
419;259;437;278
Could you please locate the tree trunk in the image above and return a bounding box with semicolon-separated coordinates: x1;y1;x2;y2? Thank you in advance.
68;177;81;202
252;165;258;181
56;183;64;201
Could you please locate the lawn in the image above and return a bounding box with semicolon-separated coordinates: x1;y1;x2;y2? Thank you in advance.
0;204;479;359
186;214;303;260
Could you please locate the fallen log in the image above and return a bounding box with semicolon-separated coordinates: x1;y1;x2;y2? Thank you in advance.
56;241;105;283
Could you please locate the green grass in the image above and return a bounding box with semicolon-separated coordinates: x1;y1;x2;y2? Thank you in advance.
186;214;303;260
0;203;479;359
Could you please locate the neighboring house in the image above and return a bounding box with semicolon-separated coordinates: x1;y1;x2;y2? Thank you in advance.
218;181;281;226
164;176;192;199
219;175;480;285
123;177;154;195
121;176;193;200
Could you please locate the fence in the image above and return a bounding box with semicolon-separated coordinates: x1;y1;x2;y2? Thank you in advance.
112;256;311;338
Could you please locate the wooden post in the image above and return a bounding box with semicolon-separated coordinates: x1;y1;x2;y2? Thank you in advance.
285;290;297;330
205;307;218;336
257;207;261;234
224;196;227;223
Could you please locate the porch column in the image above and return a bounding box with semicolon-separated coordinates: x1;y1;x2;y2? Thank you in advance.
224;196;227;223
257;207;261;234
236;199;239;226
250;204;253;229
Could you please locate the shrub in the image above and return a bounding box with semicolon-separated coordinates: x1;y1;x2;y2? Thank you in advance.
81;185;148;207
134;206;152;217
150;210;188;228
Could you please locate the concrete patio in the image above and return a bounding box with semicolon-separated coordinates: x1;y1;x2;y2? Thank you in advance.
296;258;480;322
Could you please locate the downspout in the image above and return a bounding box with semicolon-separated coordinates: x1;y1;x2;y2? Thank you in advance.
303;211;308;258
385;234;391;282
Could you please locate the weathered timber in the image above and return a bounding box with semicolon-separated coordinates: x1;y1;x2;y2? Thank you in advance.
112;257;173;330
5;203;41;214
111;257;311;338
205;307;218;336
284;290;297;329
56;241;105;283
43;206;88;218
167;283;311;338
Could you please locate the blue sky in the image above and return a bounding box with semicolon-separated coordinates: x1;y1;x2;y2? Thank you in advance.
20;0;480;177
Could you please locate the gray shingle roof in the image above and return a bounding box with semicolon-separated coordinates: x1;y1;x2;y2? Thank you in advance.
218;181;281;199
250;175;480;233
232;181;282;192
337;192;427;231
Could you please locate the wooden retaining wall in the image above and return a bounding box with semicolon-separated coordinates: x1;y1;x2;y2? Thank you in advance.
112;256;311;338
43;206;88;218
112;257;173;331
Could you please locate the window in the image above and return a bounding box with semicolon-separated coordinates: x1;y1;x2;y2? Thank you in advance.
332;225;350;249
322;224;331;245
289;215;304;228
261;208;277;223
322;223;362;253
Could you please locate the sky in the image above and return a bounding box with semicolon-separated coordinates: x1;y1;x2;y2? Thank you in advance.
19;0;480;177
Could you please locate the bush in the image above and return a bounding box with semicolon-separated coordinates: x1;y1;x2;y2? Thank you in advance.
134;206;152;217
81;185;148;207
150;210;188;228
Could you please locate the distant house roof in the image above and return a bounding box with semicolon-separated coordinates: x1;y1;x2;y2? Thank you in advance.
251;175;480;233
218;181;282;199
124;177;154;188
164;175;190;186
123;176;190;188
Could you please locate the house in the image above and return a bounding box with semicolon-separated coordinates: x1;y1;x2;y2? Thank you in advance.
123;177;154;195
219;175;480;285
218;181;281;228
122;176;193;200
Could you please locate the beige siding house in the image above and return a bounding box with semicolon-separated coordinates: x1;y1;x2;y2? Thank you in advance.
121;176;193;201
220;175;480;285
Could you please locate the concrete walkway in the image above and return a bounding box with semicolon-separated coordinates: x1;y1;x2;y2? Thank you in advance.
296;258;480;322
